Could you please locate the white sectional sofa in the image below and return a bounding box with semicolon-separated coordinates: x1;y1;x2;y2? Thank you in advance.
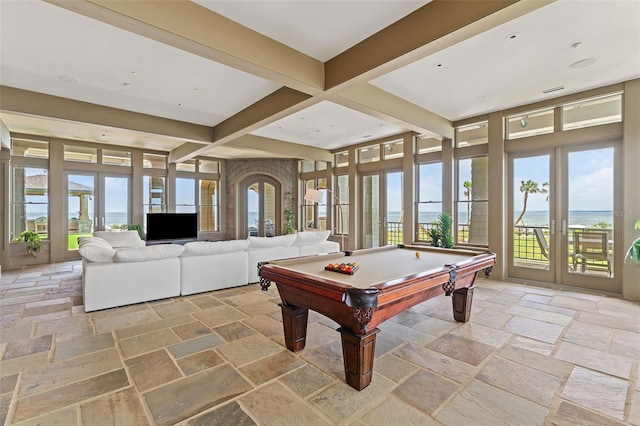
78;232;184;312
78;230;340;311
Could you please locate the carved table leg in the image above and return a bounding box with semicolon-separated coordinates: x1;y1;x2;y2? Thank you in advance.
338;327;380;390
452;285;475;323
279;304;308;352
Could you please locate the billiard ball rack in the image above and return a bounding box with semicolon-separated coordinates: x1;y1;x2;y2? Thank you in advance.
325;263;359;275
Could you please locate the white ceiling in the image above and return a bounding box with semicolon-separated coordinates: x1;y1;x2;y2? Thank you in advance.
1;0;639;159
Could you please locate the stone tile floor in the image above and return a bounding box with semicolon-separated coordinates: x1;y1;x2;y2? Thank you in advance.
0;261;639;425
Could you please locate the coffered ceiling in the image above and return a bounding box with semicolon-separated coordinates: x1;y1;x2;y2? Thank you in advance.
1;0;638;160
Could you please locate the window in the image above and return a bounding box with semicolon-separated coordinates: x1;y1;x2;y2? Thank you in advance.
301;161;315;173
302;178;327;230
562;93;622;130
143;176;166;230
102;149;131;166
199;159;220;173
173;177;219;232
143;153;167;169
12;138;48;159
417;162;442;242
176;160;196;172
456;157;488;245
383;140;403;159
417;136;442;154
359;145;380;163
456;122;488;148
199;179;219;232
176;178;196;213
506;108;554;140
300;160;328;172
12;167;49;239
334;151;349;167
64;145;97;163
336;175;349;235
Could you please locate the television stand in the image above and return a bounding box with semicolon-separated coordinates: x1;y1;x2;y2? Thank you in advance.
146;238;197;246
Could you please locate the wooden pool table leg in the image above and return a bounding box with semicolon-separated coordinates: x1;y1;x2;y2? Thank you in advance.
279;304;308;352
452;285;475;322
338;327;380;391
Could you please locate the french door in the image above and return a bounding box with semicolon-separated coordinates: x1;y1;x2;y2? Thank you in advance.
361;171;403;248
65;172;130;255
241;176;280;238
508;141;622;292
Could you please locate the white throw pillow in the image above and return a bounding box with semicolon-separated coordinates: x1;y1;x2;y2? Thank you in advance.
247;234;297;248
78;236;112;249
183;240;250;256
294;230;331;245
113;244;185;262
79;242;115;263
93;230;145;248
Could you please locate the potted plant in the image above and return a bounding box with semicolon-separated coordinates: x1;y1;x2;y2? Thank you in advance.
12;230;42;258
427;213;454;248
127;224;145;240
626;219;640;261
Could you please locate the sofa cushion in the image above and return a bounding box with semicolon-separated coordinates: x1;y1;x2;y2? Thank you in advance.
247;234;297;249
183;239;250;256
78;242;115;263
293;230;331;245
113;244;185;263
78;236;112;249
93;230;145;248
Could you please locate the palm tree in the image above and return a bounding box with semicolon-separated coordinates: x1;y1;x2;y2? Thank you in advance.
463;180;472;225
514;179;548;226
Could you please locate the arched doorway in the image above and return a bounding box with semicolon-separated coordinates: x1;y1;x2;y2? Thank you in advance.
238;175;282;239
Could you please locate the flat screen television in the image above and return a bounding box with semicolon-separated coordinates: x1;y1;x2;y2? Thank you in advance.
146;213;198;242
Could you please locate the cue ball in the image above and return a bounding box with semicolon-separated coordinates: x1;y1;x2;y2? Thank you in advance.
415;251;421;258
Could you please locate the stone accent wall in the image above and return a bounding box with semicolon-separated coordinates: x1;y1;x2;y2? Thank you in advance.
225;158;298;239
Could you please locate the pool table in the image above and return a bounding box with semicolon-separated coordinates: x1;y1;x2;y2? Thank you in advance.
259;244;496;390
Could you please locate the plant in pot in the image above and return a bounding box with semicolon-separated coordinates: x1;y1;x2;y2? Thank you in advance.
12;230;42;258
626;219;640;261
427;213;454;248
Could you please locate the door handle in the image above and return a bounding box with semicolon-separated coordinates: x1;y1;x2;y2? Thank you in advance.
562;220;567;236
550;219;555;235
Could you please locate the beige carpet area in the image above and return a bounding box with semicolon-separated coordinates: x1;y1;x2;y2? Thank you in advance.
1;260;639;425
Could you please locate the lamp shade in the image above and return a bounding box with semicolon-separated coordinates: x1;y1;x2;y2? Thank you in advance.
304;188;324;203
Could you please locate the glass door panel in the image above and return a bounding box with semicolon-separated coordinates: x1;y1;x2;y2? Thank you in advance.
362;175;380;248
509;154;554;282
67;174;95;250
103;176;129;231
386;172;403;245
263;182;276;237
245;179;279;238
247;184;259;236
562;146;620;291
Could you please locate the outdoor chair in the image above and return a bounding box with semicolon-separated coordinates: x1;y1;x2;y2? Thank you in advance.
573;230;612;275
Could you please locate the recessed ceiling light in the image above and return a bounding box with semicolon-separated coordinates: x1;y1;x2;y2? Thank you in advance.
542;86;565;94
57;75;80;84
571;42;583;49
479;96;487;101
433;63;444;69
505;32;519;41
122;83;131;88
570;58;597;69
128;70;137;76
362;134;372;139
177;103;182;107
